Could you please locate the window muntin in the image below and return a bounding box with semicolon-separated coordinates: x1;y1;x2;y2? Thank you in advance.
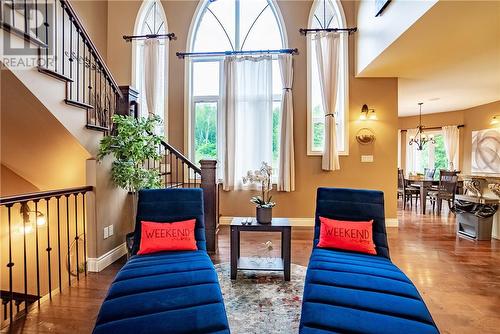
133;1;168;130
188;0;285;175
307;0;348;155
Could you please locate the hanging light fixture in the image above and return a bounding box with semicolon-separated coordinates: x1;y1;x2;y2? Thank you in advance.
408;102;435;151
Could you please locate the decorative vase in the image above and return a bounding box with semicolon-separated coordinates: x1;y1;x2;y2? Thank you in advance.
256;207;272;224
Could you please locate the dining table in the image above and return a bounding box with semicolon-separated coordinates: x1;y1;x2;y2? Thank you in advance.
405;176;438;214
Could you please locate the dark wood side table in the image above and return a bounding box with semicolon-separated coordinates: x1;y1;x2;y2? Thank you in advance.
230;217;291;281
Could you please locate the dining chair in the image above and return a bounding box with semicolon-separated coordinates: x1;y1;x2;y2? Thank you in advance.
428;170;458;214
398;169;420;210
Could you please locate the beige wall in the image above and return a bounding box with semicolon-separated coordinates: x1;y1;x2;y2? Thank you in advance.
0;164;39;196
1;70;90;191
104;0;399;220
398;100;500;174
462;101;500;174
70;0;109;60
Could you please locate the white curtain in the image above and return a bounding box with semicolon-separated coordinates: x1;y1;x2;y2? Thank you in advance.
143;39;160;117
222;56;273;191
405;128;419;175
442;125;460;171
313;32;341;171
277;54;295;192
397;129;402;169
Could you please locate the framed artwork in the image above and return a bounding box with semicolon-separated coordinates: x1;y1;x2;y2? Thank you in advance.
375;0;391;17
471;128;500;174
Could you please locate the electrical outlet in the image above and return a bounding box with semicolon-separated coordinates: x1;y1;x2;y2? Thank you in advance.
108;224;114;236
361;155;374;163
104;226;109;239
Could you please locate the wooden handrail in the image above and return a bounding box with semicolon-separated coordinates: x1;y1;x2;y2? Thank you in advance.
60;0;122;98
0;186;93;206
161;139;202;174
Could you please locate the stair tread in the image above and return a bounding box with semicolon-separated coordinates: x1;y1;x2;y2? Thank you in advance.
85;124;109;132
65;99;94;110
38;67;73;82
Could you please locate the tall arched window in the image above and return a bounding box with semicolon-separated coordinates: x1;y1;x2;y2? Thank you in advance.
187;0;287;168
133;0;168;133
307;0;349;155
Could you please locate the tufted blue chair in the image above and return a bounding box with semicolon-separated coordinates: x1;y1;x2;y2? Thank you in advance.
300;188;439;334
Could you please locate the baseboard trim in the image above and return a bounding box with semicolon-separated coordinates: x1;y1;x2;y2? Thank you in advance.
220;216;399;228
87;242;127;272
386;218;399;227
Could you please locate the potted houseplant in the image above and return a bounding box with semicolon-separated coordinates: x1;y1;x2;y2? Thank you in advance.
242;162;275;224
97;114;163;209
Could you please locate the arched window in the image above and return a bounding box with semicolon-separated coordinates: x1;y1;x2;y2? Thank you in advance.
133;0;168;132
187;0;287;167
307;0;349;155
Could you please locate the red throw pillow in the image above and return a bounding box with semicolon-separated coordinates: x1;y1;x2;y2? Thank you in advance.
137;219;198;255
317;217;377;255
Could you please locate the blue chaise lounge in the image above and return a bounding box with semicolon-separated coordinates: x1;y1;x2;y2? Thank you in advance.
93;188;230;334
299;188;439;334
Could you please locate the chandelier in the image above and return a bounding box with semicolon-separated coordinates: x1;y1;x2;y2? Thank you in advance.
408;102;435;151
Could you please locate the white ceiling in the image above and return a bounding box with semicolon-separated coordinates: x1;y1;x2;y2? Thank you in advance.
357;0;500;116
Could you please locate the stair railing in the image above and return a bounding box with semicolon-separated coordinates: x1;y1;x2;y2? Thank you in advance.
0;0;122;131
0;186;93;328
145;139;219;252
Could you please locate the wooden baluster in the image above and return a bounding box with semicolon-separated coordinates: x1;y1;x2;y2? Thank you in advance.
200;160;217;253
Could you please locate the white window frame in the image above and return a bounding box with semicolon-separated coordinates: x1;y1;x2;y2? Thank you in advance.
306;0;349;156
189;57;223;165
131;0;169;137
184;0;288;170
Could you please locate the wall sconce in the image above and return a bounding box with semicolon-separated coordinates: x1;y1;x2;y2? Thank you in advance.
491;115;499;125
19;203;46;234
360;104;377;121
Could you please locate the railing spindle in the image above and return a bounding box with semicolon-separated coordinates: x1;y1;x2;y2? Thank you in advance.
22;202;28;312
46;198;52;299
68;18;73;99
74;194;79;281
34;200;41;305
35;0;38;38
65;194;71;286
23;0;27;33
61;6;64;75
54;0;57;72
76;31;79;101
7;204;14;325
82;193;87;275
44;0;48;64
82;41;85;104
56;196;62;293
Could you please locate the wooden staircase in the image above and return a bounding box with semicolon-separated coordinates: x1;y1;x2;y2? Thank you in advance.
1;0;122;132
1;0;219;248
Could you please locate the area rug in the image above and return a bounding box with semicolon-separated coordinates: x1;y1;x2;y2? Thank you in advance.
215;263;306;334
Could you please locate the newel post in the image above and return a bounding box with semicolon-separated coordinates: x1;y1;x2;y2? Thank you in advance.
200;160;218;253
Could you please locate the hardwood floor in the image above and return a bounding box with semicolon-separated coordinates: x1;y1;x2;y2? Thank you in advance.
4;202;499;334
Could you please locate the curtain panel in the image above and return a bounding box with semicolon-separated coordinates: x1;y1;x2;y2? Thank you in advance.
313;32;341;171
405;128;419;175
143;39;161;118
222;56;273;191
442;125;460;171
277;54;295;192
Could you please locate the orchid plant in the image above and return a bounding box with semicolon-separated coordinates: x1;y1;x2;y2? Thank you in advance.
242;162;276;208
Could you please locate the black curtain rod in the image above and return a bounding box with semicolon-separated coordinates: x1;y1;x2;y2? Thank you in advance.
123;33;176;42
176;48;299;59
400;125;465;132
299;27;357;35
